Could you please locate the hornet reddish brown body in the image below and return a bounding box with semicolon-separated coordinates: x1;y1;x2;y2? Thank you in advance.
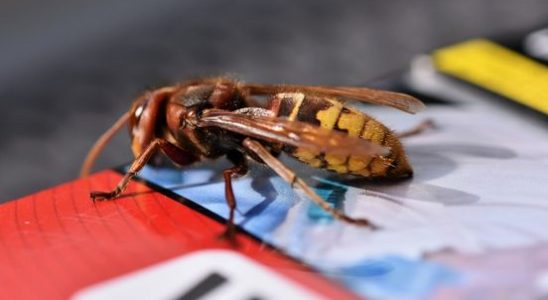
81;77;424;238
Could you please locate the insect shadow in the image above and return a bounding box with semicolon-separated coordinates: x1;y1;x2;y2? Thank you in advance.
336;142;517;206
238;163;282;227
155;156;351;228
157;158;286;226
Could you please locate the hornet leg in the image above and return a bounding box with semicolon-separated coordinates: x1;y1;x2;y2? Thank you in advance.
90;138;196;201
397;119;435;138
220;152;248;240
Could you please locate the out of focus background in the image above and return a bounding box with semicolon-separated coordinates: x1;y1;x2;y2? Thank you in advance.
1;0;547;202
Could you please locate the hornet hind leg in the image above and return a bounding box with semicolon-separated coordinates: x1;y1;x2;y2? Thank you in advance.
397;119;435;138
242;138;377;228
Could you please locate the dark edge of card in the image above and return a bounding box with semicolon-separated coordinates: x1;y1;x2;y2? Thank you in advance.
366;70;457;106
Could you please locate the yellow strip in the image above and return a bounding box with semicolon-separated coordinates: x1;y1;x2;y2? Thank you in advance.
315;99;343;129
433;39;548;115
284;93;305;121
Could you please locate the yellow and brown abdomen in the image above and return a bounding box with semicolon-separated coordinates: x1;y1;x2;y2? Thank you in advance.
272;93;412;179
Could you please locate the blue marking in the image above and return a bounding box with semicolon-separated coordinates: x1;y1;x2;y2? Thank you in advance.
307;188;335;221
324;256;461;300
308;180;348;222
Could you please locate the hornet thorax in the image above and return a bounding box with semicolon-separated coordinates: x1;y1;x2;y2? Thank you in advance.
165;81;248;160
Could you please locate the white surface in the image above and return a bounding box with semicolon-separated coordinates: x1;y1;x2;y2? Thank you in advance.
72;250;324;300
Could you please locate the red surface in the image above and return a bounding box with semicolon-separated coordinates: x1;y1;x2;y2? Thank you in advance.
0;170;357;299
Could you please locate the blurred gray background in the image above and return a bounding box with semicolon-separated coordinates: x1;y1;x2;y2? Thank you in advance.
1;0;547;202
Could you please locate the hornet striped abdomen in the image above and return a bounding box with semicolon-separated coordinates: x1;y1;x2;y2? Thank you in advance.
272;92;413;178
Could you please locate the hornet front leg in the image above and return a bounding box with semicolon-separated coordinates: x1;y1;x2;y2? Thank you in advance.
90;138;195;201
